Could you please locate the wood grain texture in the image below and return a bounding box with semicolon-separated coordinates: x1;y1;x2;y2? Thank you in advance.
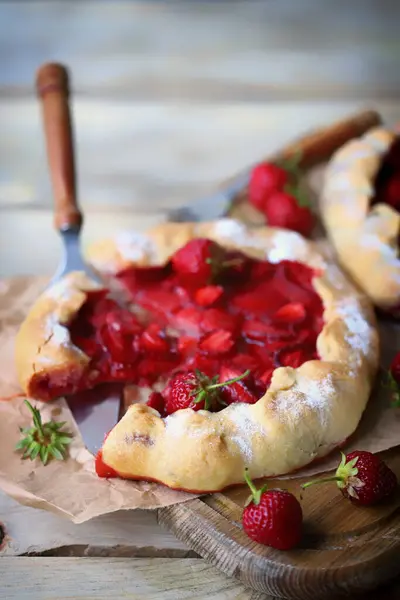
0;557;265;600
0;493;190;557
158;450;400;599
0;1;399;100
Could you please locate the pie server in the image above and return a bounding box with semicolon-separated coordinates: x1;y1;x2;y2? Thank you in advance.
36;63;122;455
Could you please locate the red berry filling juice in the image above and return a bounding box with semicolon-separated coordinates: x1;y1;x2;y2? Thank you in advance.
36;239;324;410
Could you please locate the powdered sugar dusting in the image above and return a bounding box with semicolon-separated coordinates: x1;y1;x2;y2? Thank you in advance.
267;231;308;263
46;278;77;302
274;374;335;427
359;233;400;268
117;231;157;263
226;403;266;462
165;410;213;438
336;299;372;355
214;218;248;241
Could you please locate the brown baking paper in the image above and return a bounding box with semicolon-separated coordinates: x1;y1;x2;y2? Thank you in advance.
0;270;400;524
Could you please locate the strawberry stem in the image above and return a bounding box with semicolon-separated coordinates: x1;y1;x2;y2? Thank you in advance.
244;467;267;505
301;475;343;490
207;369;250;391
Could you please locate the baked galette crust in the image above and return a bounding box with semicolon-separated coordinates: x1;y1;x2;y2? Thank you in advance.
16;220;379;491
321;126;400;311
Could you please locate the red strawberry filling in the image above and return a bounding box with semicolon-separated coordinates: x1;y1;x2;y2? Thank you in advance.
36;239;324;412
372;136;400;211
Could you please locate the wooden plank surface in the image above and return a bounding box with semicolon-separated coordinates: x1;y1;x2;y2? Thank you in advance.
1;0;399;99
0;557;266;600
0;493;190;558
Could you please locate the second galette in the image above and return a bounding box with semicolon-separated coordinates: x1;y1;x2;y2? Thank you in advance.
321;126;400;314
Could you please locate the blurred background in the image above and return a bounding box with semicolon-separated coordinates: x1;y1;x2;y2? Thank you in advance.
0;0;399;276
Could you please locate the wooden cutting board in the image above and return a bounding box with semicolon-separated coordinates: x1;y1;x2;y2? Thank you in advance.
158;449;400;599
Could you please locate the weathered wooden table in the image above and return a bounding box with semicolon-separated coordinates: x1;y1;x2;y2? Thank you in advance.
1;2;400;598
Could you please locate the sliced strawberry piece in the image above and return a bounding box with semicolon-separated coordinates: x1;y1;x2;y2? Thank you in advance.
147;391;166;416
274;263;319;308
248;344;276;366
177;335;198;358
277;347;312;369
109;362;138;381
201;308;241;334
242;319;293;341
99;322;138;364
118;265;170;294
140;323;170;356
231;287;286;316
230;353;260;373
72;336;101;358
219;366;262;405
194;285;224;307
136;289;182;317
105;309;142;336
274;302;306;326
137;359;178;386
199;330;235;356
250;261;277;281
190;354;222;377
173;307;202;337
260;367;274;386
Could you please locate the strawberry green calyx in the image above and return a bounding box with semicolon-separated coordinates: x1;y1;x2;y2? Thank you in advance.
192;369;250;410
276;151;311;209
276;149;303;177
244;467;268;506
301;452;365;499
16;400;72;465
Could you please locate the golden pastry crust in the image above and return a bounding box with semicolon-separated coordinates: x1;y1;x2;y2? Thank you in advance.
321;126;400;311
15;272;103;399
83;220;379;491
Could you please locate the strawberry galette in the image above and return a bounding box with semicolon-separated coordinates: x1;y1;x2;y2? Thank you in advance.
321;126;400;314
15;220;378;492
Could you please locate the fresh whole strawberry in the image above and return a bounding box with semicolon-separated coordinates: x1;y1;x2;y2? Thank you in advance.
171;238;247;288
163;368;250;415
302;451;398;506
248;162;289;212
194;285;224;307
172;238;232;287
264;190;315;238
242;469;303;550
199;329;235;356
171;238;220;287
139;323;170;356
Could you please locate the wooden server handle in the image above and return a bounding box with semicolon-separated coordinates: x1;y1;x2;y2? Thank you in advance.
36;63;82;232
273;109;382;168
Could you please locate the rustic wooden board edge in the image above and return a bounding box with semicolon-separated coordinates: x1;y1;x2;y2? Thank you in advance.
157;498;400;599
